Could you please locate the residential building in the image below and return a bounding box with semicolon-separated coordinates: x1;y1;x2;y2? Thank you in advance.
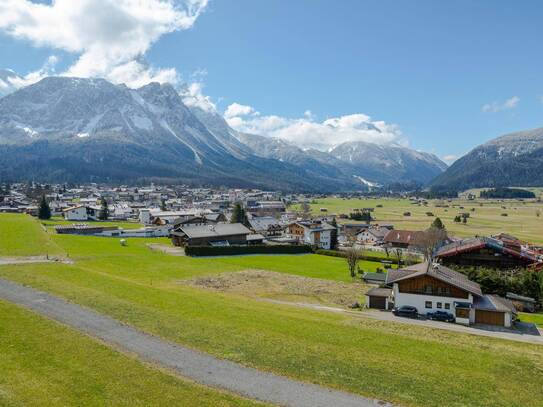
288;220;335;249
380;262;517;327
170;223;253;247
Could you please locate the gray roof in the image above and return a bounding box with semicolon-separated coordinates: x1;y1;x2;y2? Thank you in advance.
506;292;536;303
362;272;387;282
474;295;517;314
248;216;285;232
176;223;251;239
366;287;392;297
386;262;483;297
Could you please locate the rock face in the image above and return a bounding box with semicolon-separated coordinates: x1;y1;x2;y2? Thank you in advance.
0;77;360;191
0;75;447;190
430;127;543;191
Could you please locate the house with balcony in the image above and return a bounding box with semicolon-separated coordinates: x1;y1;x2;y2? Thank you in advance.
369;262;517;327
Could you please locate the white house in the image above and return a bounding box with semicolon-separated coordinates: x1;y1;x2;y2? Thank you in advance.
377;262;517;328
356;226;389;245
62;205;99;221
287;221;335;249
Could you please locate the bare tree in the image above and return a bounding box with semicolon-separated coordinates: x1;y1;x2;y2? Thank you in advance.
300;202;311;219
393;248;403;269
345;246;361;279
414;226;448;262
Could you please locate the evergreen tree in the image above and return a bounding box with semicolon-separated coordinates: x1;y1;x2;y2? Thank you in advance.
160;198;167;211
38;195;51;220
330;217;338;250
431;217;445;230
231;202;247;224
99;198;109;221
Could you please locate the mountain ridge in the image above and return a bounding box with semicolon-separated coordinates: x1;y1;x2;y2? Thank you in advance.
430;127;543;191
0;75;447;190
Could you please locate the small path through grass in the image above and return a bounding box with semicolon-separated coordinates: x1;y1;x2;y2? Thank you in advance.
0;278;388;407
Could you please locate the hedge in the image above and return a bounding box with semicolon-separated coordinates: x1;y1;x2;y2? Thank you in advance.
185;244;314;257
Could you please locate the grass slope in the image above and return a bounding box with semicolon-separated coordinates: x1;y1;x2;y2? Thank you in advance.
0;300;260;407
0;213;64;257
0;215;541;406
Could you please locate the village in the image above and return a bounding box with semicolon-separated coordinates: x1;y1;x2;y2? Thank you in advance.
2;182;542;333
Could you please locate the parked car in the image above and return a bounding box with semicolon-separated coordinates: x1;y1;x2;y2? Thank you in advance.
392;305;419;318
427;310;455;322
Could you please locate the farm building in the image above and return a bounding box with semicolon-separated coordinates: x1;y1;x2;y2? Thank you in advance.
435;236;540;270
170;223;255;247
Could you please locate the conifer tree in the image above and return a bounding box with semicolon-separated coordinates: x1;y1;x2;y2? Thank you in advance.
38;195;51;220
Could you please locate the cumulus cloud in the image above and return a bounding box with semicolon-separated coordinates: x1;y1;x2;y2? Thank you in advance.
482;96;520;113
442;154;459;164
224;103;406;151
180;81;217;112
0;0;208;88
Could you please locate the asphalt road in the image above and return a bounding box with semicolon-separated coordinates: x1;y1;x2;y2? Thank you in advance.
0;279;389;407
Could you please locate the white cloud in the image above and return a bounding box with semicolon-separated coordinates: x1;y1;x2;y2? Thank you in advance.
0;0;208;88
482;96;520;113
224;103;259;119
442;154;459;164
225;103;406;151
180;81;217;112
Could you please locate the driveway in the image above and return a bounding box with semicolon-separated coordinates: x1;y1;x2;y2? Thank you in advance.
0;279;389;407
265;299;543;345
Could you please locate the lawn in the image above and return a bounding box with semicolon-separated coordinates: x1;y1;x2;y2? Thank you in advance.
0;300;260;407
210;254;383;282
295;197;543;243
519;312;543;328
41;216;143;230
0;213;64;257
0;214;542;406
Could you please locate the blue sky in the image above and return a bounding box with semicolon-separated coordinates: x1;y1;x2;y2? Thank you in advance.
1;0;543;162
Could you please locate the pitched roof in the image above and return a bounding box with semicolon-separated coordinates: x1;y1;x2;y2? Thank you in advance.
386;262;483;296
474;294;517;314
436;236;539;263
174;223;251;239
362;272;387;282
384;230;425;245
366;287;392;297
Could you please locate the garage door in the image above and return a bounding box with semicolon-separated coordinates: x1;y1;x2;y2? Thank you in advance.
475;310;504;326
369;296;386;310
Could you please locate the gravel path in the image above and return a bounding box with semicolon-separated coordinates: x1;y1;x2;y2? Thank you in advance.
0;279;388;407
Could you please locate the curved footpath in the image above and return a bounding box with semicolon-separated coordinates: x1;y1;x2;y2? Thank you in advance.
0;279;389;407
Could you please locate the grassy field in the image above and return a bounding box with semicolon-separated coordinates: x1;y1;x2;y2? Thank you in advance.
0;213;64;257
0;214;542;406
519;312;543;328
41;215;143;229
295;197;543;243
0;300;260;407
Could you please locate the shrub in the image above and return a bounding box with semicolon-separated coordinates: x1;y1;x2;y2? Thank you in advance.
185;244;313;257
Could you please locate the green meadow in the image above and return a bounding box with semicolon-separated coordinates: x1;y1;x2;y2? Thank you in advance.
296;197;543;243
0;300;260;407
0;213;542;406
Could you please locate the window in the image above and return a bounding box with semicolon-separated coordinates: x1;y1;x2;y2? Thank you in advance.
425;285;432;294
444;303;450;310
425;301;432;309
437;302;442;309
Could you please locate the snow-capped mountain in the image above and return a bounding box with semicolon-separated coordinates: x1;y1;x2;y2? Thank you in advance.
0;76;360;191
330;141;448;184
0;74;448;189
431;127;543;191
235;132;447;185
0;69;22;98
